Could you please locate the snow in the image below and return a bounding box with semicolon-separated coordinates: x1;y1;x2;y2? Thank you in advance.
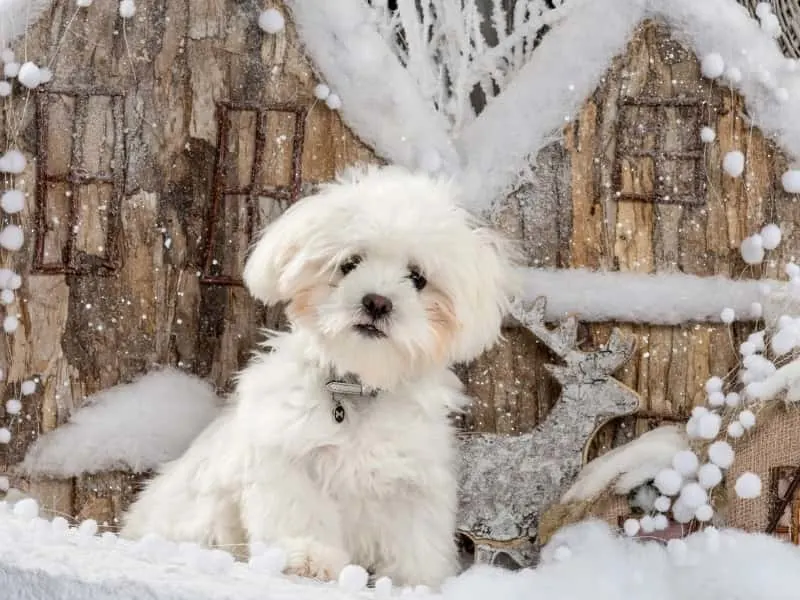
707;441;734;469
12;498;39;521
0;268;22;290
654;495;671;512
0;81;10;96
735;472;762;499
519;268;775;324
696;412;721;439
700;126;716;142
723;150;745;177
700;52;725;78
119;0;136;18
678;482;707;509
0;427;10;443
17;61;41;88
705;376;723;393
20;368;221;477
258;9;285;34
3;60;18;77
750;302;763;318
0;224;24;250
707;391;725;407
694;504;714;522
782;170;800;193
623;518;640;536
1;189;24;214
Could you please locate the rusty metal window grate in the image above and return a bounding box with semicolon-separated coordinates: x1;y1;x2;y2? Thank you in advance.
201;101;307;286
613;96;709;207
33;88;126;275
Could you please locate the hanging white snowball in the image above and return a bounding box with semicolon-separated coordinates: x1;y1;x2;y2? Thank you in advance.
671;499;696;524
3;315;19;333
771;329;797;356
0;81;11;97
0;149;26;174
119;0;136;18
1;190;24;214
701;53;725;78
720;307;735;324
755;2;772;18
21;380;36;396
775;87;790;103
652;514;669;530
740;234;765;265
4;62;19;78
723;150;745;177
78;519;98;538
654;495;671;513
39;67;52;84
0;427;10;443
739;341;755;356
698;463;723;489
704;376;723;394
748;331;766;351
623;518;640;537
313;83;330;100
655;468;683;496
639;515;655;533
695;504;714;522
325;93;342;110
697;412;721;439
77;0;93;7
258;8;285;34
679;482;708;509
374;577;392;600
0;476;7;492
782;170;800;193
17;62;41;89
5;399;21;415
692;405;710;418
708;441;735;469
1;48;14;63
761;13;782;37
727;421;745;438
13;498;39;521
735;472;761;499
672;450;700;476
787;263;800;278
738;409;756;429
708;391;726;407
700;127;716;143
0;225;24;251
725;66;742;83
338;564;369;592
0;289;12;304
749;302;763;319
724;393;741;409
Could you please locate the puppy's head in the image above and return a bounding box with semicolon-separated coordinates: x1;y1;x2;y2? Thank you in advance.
243;165;519;388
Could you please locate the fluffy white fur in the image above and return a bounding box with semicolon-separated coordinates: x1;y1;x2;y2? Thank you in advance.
121;166;518;586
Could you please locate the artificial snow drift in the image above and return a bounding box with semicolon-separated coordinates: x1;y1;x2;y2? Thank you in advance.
2;503;800;600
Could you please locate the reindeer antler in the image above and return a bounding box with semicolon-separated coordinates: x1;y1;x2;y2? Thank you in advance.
510;297;578;359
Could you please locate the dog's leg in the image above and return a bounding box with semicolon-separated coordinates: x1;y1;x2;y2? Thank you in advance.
241;467;350;581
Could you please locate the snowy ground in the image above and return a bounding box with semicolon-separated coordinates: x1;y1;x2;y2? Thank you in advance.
3;499;800;600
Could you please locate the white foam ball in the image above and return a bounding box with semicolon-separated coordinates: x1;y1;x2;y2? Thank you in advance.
697;412;721;439
338;564;369;592
771;328;797;355
17;62;41;89
4;62;19;78
1;190;24;214
0;149;26;174
639;515;655;533
723;151;745;177
761;13;781;37
705;377;723;394
313;83;330;100
258;8;285;33
623;518;640;536
679;482;708;509
20;380;35;396
119;0;136;18
671;499;696;524
701;53;725;78
695;504;714;522
51;516;69;533
553;545;572;561
738;409;756;429
0;81;10;97
1;48;14;63
654;495;671;513
0;225;24;251
708;441;735;469
727;421;745;438
720;308;735;324
672;450;699;476
655;468;683;496
725;66;742;83
374;577;393;599
698;463;723;489
749;302;763;319
708;391;726;407
692;405;710;418
5;399;21;415
775;87;790;102
39;67;52;84
740;234;765;264
0;289;14;305
700;127;716;143
78;519;98;538
725;392;741;407
748;331;766;351
738;342;755;357
735;472;761;499
653;514;669;530
13;498;39;521
3;315;18;333
0;427;10;443
325;93;342;110
0;476;8;492
755;2;772;18
77;0;93;5
783;170;800;193
787;263;800;278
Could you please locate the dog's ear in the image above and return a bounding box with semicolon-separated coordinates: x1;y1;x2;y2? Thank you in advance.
242;194;332;305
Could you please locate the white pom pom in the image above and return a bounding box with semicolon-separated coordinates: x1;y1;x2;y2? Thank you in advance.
623;518;640;537
313;83;330;100
5;399;21;415
708;391;725;407
0;427;10;443
695;504;714;522
700;127;716;143
325;93;342;110
740;235;765;264
783;170;800;193
787;263;800;278
723;151;745;177
679;482;708;509
39;67;52;84
3;315;18;333
1;190;24;214
1;48;14;63
0;476;8;492
0;225;24;250
725;66;742;83
119;0;136;18
655;468;683;496
697;412;721;439
727;421;745;438
0;149;26;174
258;8;285;34
654;495;671;513
749;302;763;318
672;450;699;476
639;515;655;533
4;62;19;78
720;307;735;324
51;516;69;534
338;564;369;592
13;498;39;521
701;53;725;78
553;545;572;561
0;289;14;305
77;0;93;7
704;377;723;394
708;441;735;469
755;2;772;18
692;405;710;418
78;519;98;538
0;81;10;97
771;328;797;355
17;62;41;89
671;499;696;524
653;514;669;530
725;392;741;407
20;380;35;396
698;463;723;489
739;341;755;356
775;87;790;103
374;577;393;599
735;472;762;499
747;331;766;351
761;13;781;37
738;409;756;429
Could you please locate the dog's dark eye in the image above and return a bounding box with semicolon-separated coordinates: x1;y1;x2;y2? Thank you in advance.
340;255;362;276
408;267;427;291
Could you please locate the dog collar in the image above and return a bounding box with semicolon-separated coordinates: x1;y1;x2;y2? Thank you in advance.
325;373;379;424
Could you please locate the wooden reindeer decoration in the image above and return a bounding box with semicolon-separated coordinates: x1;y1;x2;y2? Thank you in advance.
456;297;641;568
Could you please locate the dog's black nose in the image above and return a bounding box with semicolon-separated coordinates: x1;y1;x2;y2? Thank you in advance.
362;293;393;319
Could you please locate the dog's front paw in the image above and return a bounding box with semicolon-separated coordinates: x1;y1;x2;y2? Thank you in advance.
280;537;350;581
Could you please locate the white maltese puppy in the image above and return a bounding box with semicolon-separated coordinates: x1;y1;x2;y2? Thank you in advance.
121;165;518;586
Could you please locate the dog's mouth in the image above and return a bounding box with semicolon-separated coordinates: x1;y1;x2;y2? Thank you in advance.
353;323;388;339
